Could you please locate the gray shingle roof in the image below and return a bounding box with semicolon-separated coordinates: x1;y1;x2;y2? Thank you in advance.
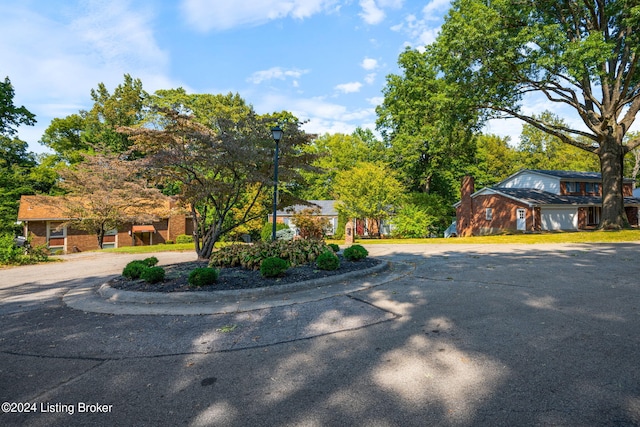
527;169;603;180
494;188;640;206
276;200;338;216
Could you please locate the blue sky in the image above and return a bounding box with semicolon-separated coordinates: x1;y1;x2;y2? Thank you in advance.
2;0;527;154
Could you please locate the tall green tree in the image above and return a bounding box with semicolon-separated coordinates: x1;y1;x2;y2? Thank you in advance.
433;0;640;228
40;74;148;162
0;77;52;234
376;48;478;198
299;133;374;199
470;134;519;188
1;77;35;137
333;162;404;236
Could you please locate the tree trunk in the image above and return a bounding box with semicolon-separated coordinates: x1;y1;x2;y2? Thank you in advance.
198;229;219;260
598;135;628;229
96;227;105;249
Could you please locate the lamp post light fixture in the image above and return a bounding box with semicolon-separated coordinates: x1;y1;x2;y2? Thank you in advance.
271;125;284;241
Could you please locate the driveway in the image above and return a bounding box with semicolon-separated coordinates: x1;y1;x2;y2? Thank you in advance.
0;243;639;426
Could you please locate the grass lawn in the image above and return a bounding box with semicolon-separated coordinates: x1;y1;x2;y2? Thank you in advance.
96;230;640;256
338;229;640;245
102;242;196;254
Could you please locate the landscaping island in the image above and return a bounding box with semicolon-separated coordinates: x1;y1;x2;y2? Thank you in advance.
109;241;382;293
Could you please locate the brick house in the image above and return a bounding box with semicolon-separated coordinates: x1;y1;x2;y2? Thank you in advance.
17;195;193;253
454;170;640;236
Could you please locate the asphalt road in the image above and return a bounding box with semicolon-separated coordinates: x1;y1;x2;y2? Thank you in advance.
0;243;639;426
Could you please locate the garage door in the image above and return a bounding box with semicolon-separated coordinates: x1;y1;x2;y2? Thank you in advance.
541;208;578;230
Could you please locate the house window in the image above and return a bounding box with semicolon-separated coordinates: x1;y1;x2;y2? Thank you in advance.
102;229;118;249
47;221;66;250
587;207;601;225
565;182;579;193
585;183;600;194
485;208;493;221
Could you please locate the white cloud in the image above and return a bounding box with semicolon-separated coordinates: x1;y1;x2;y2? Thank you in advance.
248;67;310;84
359;0;385;25
364;73;377;84
253;93;376;136
392;1;450;48
361;57;379;70
181;0;339;32
335;82;363;93
0;0;177;152
423;0;452;21
368;96;384;106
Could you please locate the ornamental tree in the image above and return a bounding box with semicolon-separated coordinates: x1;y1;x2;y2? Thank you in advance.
121;105;316;259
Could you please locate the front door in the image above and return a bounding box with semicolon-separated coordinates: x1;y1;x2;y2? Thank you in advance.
517;209;526;231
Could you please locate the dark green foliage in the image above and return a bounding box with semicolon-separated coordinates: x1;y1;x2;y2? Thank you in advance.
209;239;328;270
316;250;340;271
176;234;194;244
142;256;159;267
328;243;340;252
260;257;289;278
140;266;165;284
343;244;368;261
122;260;148;279
261;222;289;242
188;267;219;287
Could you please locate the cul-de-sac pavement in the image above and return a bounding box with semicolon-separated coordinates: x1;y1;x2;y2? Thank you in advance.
1;243;639;426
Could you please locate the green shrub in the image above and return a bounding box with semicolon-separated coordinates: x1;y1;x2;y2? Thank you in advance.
0;235;49;266
176;234;194;244
261;222;289;242
316;250;340;271
0;233;23;265
344;244;368;261
122;260;148;279
260;257;289;278
142;256;159;267
328;243;340;252
189;267;219;287
140;266;165;284
165;240;174;244
210;239;328;270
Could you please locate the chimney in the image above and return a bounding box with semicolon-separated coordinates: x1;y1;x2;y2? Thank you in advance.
458;175;475;236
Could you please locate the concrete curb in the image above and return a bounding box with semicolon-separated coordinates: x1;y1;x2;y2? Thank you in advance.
63;259;415;315
98;260;390;304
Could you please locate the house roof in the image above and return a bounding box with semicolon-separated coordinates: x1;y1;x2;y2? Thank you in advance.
18;196;71;221
454;187;640;208
501;169;634;183
276;200;338;217
17;195;179;221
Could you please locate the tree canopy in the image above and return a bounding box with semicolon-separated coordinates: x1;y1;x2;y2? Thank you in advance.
0;77;35;137
376;48;478;198
431;0;640;228
40;74;148;162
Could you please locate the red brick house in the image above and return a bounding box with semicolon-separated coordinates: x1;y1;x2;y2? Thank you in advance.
17;195;193;253
454;170;640;236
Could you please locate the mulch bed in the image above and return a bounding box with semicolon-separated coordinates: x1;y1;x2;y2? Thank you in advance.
109;255;382;293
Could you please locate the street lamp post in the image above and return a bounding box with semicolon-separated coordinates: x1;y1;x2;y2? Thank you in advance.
271;125;284;241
